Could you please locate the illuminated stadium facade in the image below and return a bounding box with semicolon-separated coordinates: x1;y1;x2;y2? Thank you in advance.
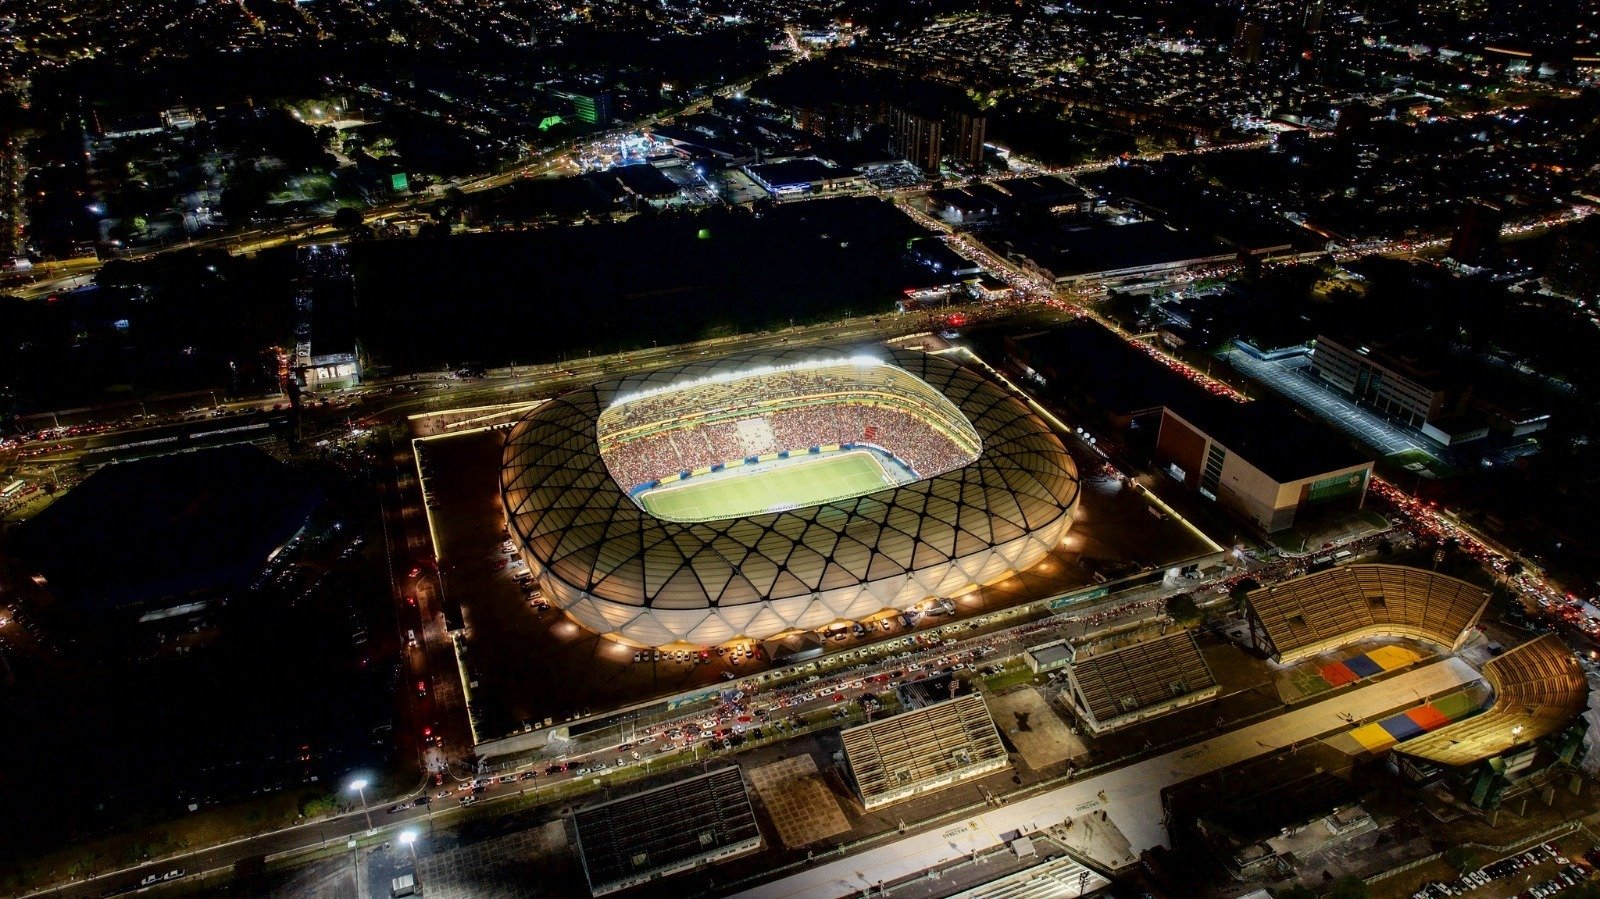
501;348;1080;647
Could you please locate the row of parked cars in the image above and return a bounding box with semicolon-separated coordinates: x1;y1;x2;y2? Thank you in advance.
1412;841;1592;899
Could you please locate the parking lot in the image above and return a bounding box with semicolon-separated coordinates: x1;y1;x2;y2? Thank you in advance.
1222;347;1439;458
1398;837;1599;899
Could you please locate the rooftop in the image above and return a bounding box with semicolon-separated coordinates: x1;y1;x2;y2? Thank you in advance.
1066;630;1218;730
573;766;761;896
745;158;855;188
841;693;1008;808
1164;395;1372;484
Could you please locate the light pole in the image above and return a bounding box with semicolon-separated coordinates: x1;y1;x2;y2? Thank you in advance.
349;778;374;833
400;829;422;894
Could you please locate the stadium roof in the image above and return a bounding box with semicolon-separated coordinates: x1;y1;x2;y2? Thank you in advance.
573;766;761;896
12;446;317;615
842;693;1008;808
501;347;1079;646
1066;630;1218;731
1397;635;1587;768
1244;565;1489;663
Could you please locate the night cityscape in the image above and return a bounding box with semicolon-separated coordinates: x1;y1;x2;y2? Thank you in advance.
3;0;1600;897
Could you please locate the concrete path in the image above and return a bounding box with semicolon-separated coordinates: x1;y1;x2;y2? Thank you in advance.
737;657;1481;899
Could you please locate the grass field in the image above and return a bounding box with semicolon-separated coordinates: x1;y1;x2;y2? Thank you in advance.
641;451;892;522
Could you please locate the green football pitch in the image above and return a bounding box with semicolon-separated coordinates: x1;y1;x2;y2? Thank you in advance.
640;451;893;522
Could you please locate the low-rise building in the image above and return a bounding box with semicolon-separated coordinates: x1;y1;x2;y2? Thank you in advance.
1155;398;1373;534
1310;334;1461;429
842;693;1008;810
743;158;864;198
572;766;762;896
1024;640;1073;673
1062;630;1219;733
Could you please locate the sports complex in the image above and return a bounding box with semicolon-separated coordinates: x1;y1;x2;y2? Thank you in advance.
500;348;1081;647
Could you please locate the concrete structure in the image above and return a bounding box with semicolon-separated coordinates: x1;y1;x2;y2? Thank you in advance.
1449;199;1504;266
1155;401;1372;534
1243;564;1488;664
1023;640;1073;674
948;111;987;169
735;658;1483;899
944;855;1110;899
1063;631;1219;733
573;767;761;896
1310;334;1458;429
889;106;943;174
501;348;1080;647
841;693;1009;810
742;158;864;197
1397;635;1586;768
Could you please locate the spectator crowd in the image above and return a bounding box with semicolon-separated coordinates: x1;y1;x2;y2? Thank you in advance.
600;375;980;492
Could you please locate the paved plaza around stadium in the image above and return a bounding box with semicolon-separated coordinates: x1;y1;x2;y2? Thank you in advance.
639;450;898;522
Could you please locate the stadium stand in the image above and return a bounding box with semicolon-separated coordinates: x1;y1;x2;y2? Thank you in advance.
597;359;983;490
573;766;762;896
1396;635;1587;768
1063;631;1220;733
1243;565;1489;664
842;693;1008;810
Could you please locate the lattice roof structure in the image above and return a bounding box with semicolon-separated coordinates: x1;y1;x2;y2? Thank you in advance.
1244;564;1489;664
1397;635;1587;768
841;693;1008;809
1065;630;1219;733
501;347;1080;646
573;766;761;896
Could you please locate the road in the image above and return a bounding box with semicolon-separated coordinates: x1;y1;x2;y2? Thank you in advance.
735;657;1482;899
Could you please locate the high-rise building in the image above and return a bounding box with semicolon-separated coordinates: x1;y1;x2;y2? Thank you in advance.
551;89;611;126
889;106;942;174
1449;199;1504;267
1233;21;1265;64
948;111;987;169
1547;220;1600;297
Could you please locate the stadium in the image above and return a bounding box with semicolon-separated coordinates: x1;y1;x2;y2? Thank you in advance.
500;347;1081;647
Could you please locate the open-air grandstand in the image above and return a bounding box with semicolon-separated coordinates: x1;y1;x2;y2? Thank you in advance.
1243;565;1490;664
842;693;1009;810
1396;635;1588;768
573;766;762;896
596;358;982;492
1063;631;1220;734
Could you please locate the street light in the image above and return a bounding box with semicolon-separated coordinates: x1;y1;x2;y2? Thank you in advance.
399;829;422;893
348;778;374;833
